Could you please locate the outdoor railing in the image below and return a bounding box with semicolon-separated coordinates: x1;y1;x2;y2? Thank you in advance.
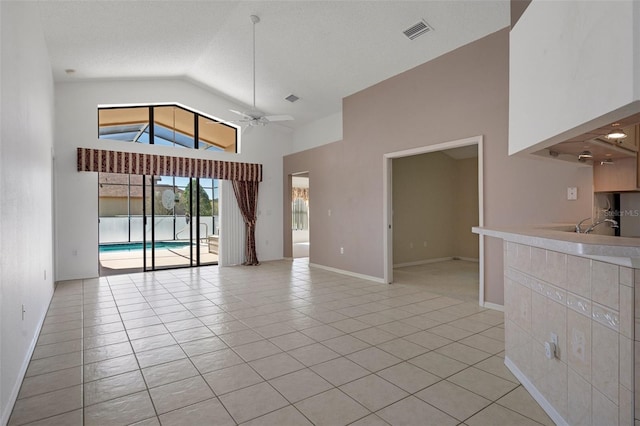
99;215;218;244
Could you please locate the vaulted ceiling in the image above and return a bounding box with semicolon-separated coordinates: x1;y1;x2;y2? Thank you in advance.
38;1;509;130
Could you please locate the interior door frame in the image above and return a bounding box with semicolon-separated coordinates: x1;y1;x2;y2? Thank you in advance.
291;172;310;260
383;135;485;306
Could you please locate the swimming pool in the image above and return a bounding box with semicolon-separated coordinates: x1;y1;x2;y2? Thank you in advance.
99;241;191;252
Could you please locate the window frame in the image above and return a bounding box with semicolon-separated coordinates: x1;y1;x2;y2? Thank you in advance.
97;103;238;153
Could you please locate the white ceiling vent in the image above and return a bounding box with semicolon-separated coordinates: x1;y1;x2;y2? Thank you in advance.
403;20;433;40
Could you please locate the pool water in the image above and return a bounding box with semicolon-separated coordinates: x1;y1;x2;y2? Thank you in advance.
99;241;191;252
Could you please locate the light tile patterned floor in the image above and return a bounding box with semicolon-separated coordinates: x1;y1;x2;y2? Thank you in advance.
9;260;553;426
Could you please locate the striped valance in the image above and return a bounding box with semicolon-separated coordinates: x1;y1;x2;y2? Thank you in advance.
77;148;262;182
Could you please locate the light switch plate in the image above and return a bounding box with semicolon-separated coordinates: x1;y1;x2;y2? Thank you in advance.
567;187;578;200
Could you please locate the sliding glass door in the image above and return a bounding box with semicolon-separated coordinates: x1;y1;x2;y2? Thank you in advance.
196;178;219;265
144;176;220;271
99;173;219;275
98;173;145;274
144;175;191;270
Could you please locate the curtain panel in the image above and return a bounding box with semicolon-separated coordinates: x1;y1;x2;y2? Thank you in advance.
77;148;262;182
292;187;309;201
231;180;260;266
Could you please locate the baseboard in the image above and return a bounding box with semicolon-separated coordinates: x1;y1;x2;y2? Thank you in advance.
393;257;453;268
454;256;479;263
504;357;569;426
1;294;51;426
393;256;480;268
309;263;386;284
481;301;504;312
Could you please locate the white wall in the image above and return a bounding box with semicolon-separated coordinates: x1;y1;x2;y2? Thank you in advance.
55;79;292;280
0;2;55;423
510;0;640;155
292;112;342;153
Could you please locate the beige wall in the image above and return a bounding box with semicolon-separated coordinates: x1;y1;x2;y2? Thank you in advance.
391;152;478;265
283;28;592;305
454;157;479;259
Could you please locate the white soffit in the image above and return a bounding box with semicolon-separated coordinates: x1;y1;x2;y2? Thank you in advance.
38;1;509;129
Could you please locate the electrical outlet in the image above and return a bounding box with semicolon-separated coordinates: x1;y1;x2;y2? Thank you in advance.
545;333;559;360
409;242;413;248
423;241;427;247
340;247;344;254
567;187;578;200
544;341;556;359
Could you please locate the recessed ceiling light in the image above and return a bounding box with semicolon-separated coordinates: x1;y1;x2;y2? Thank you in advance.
606;126;627;139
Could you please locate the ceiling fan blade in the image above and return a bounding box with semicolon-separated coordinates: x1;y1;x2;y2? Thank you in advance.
241;125;254;136
264;115;294;122
229;109;253;120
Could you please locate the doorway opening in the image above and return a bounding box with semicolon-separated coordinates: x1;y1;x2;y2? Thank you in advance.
291;173;309;259
383;136;485;305
98;172;220;275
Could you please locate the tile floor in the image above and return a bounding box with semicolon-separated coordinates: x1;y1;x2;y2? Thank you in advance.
9;260;553;426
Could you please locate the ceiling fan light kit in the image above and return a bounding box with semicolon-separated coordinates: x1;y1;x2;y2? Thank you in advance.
228;15;294;128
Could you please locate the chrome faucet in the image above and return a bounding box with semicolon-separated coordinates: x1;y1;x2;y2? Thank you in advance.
584;219;619;234
575;217;591;233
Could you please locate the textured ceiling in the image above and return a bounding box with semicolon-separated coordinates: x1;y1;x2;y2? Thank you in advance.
38;1;510;130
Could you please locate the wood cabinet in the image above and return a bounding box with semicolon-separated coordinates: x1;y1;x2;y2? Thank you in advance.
594;125;640;192
593;155;640;192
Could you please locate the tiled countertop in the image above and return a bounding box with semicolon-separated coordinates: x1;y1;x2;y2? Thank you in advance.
473;224;640;267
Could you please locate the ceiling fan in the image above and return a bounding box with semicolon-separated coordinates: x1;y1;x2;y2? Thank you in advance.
229;15;294;127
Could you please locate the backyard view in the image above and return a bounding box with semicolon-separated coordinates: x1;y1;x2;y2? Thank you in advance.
99;172;220;274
